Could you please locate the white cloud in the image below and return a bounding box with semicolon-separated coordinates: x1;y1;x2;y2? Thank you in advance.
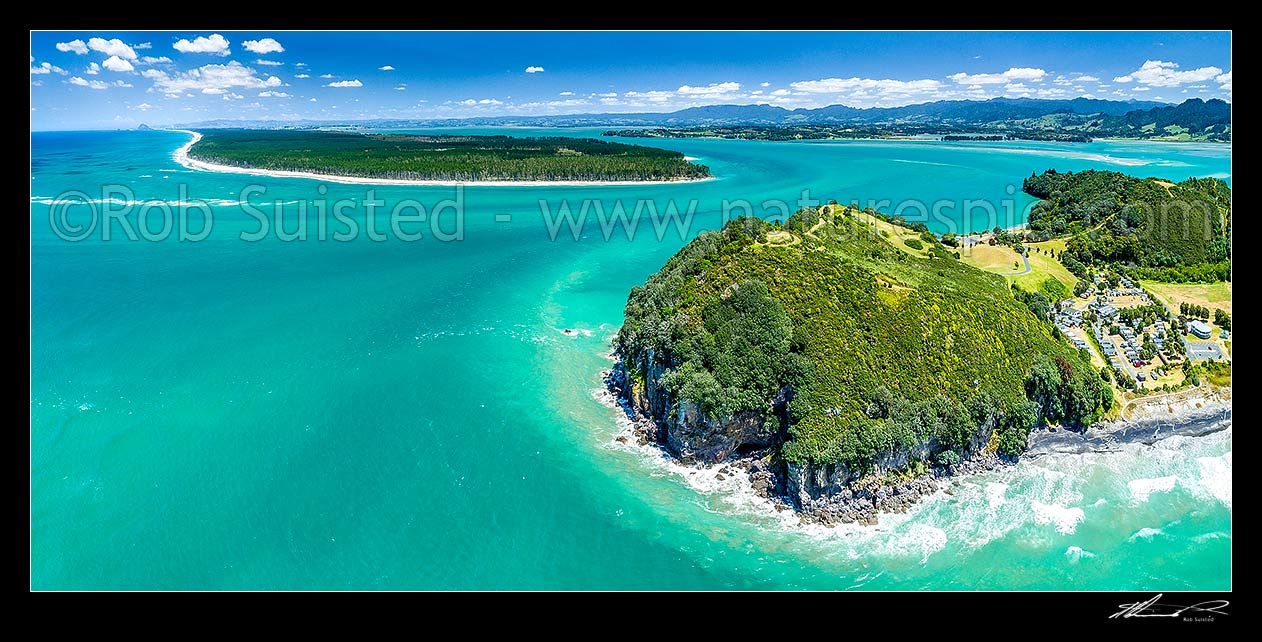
30;80;42;86
173;34;230;56
769;88;791;96
378;65;395;71
254;59;283;66
1216;71;1231;92
319;73;334;79
242;38;284;54
1132;87;1151;91
69;76;108;89
948;67;1046;85
101;55;134;73
676;81;740;95
30;61;66;75
1073;75;1099;82
135;102;153;110
1113;60;1222;87
56;39;88;55
294;73;310;79
309;97;317;102
559;91;574;96
88;37;137;60
395;84;406;91
223;92;244;100
596;92;617;97
760;81;770;87
294;62;307;68
459;98;503;105
525;66;545;73
113;80;133;88
138;56;172;65
258;90;290;97
143;61;281;95
791;76;942;95
134;42;152;50
325;79;362;87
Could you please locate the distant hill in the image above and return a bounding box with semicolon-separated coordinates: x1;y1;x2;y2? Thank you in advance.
176;96;1178;129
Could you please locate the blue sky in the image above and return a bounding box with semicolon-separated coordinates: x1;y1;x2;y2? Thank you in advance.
30;31;1231;130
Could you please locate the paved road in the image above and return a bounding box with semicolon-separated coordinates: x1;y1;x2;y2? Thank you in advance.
1002;252;1032;276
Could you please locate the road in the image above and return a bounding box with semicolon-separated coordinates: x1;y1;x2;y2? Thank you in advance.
1002;252;1032;276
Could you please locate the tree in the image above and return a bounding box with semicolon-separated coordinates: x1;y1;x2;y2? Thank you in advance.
1073;280;1091;297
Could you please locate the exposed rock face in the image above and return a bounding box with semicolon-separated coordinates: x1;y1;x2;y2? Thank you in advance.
611;348;778;464
608;344;1007;526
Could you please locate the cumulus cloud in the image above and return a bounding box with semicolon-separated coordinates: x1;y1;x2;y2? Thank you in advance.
294;73;310;79
134;42;152;50
676;81;740;95
138;56;172;65
1216;71;1231;92
173;34;230;56
319;73;334;79
30;61;66;75
1113;60;1222;87
135;102;152;110
1073;75;1099;82
325;79;362;87
255;59;284;66
88;37;138;60
258;90;289;97
69;76;108;89
760;81;770;87
56;39;88;55
791;76;942;94
459;98;503;105
948;67;1046;85
525;66;545;73
85;62;100;75
242;38;284;54
559;91;574;96
143;61;281;95
378;65;395;71
101;55;134;73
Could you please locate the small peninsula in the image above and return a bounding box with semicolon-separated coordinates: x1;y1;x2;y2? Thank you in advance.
183;129;711;184
609;207;1112;523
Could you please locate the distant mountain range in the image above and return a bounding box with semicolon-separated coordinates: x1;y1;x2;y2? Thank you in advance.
172;97;1230;142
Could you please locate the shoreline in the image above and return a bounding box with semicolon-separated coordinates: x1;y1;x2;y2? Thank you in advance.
170;130;717;188
604;360;1230;526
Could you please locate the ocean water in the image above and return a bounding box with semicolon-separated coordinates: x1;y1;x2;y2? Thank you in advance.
30;129;1231;589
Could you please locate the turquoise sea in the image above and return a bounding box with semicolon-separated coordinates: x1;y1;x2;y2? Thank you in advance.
31;129;1231;589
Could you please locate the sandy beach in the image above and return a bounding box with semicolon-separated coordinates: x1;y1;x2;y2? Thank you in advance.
171;130;715;188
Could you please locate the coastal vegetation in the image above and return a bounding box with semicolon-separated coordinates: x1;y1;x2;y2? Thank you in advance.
187;130;710;182
613;206;1110;479
1023;170;1231;282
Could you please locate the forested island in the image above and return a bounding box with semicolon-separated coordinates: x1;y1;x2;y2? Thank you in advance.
1023;170;1231;282
185;130;710;182
608;207;1111;523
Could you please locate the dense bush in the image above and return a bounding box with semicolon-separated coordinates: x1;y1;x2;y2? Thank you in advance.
616;208;1105;469
189;130;710;182
1023;169;1230;281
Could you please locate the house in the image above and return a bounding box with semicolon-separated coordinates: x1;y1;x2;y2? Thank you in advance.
1189;320;1213;340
